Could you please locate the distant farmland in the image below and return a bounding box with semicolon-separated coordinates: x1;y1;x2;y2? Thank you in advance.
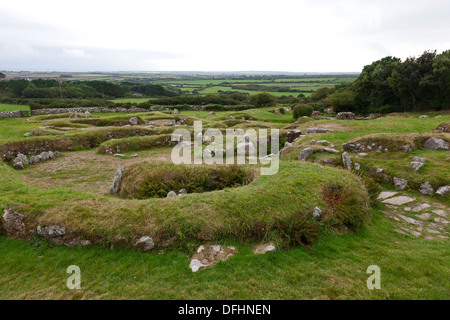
155;76;357;97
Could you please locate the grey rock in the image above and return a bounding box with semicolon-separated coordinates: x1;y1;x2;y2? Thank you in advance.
189;245;237;272
393;177;408;190
323;148;339;154
54;151;62;157
129;116;138;125
1;208;27;238
253;243;276;254
306;127;330;134
354;163;361;171
413;156;427;163
178;189;187;196
23;132;33;137
110;166;124;194
311;111;323;117
419;115;429;119
342;152;352;170
167;191;177;197
208;112;216;115
135;236;155;252
298;147;314;161
317;140;329;146
69;113;84;119
313;206;322;218
399;145;413;153
336;112;356;120
382;196;415;205
173;109;179;114
424;137;449;150
419;182;434;195
40;152;50;161
14;153;29;165
410;161;425;171
13;160;24;170
436;186;450;196
37;225;66;238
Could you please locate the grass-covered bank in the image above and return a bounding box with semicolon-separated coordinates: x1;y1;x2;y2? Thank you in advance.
0;160;369;248
0;208;448;300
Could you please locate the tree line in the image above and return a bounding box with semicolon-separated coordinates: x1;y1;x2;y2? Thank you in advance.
324;50;450;114
0;79;178;100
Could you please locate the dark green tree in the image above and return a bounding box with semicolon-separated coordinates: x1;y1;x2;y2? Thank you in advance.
250;93;276;107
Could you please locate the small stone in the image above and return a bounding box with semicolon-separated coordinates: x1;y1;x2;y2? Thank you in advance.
135;236;155;252
404;202;431;212
298;148;314;161
432;209;447;217
317;140;329;146
1;208;27;238
342;152;352;170
189;245;237;272
434;217;449;225
173;109;179;114
393;177;408;190
436;186;450;196
358;153;368;157
377;191;398;200
167;191;177;197
419;182;434;195
410;161;425;171
382;196;415;205
413;156;427;163
24;132;32;137
397;214;424;226
429;222;445;231
13;160;24;170
416;213;431;220
323;148;339;154
253;243;276;254
129;116;138;125
178;189;187;196
313;206;322;218
306;128;330;134
110;166;124;194
399;145;413;153
354;163;361;171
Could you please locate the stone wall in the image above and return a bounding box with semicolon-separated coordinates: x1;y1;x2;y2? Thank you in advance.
0;110;23;119
30;107;149;115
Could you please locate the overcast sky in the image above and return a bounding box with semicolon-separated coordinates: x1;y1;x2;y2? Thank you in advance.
1;0;449;72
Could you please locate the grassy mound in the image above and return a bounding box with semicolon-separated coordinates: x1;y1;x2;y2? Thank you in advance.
0;160;370;248
119;164;254;199
0;127;175;160
96;134;175;154
71;115;145;126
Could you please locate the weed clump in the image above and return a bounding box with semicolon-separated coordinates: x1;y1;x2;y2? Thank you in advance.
119;164;254;199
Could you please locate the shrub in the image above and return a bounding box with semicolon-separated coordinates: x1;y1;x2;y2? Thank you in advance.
292;104;314;119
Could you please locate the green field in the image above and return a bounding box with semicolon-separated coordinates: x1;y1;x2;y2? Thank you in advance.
0;104;30;111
